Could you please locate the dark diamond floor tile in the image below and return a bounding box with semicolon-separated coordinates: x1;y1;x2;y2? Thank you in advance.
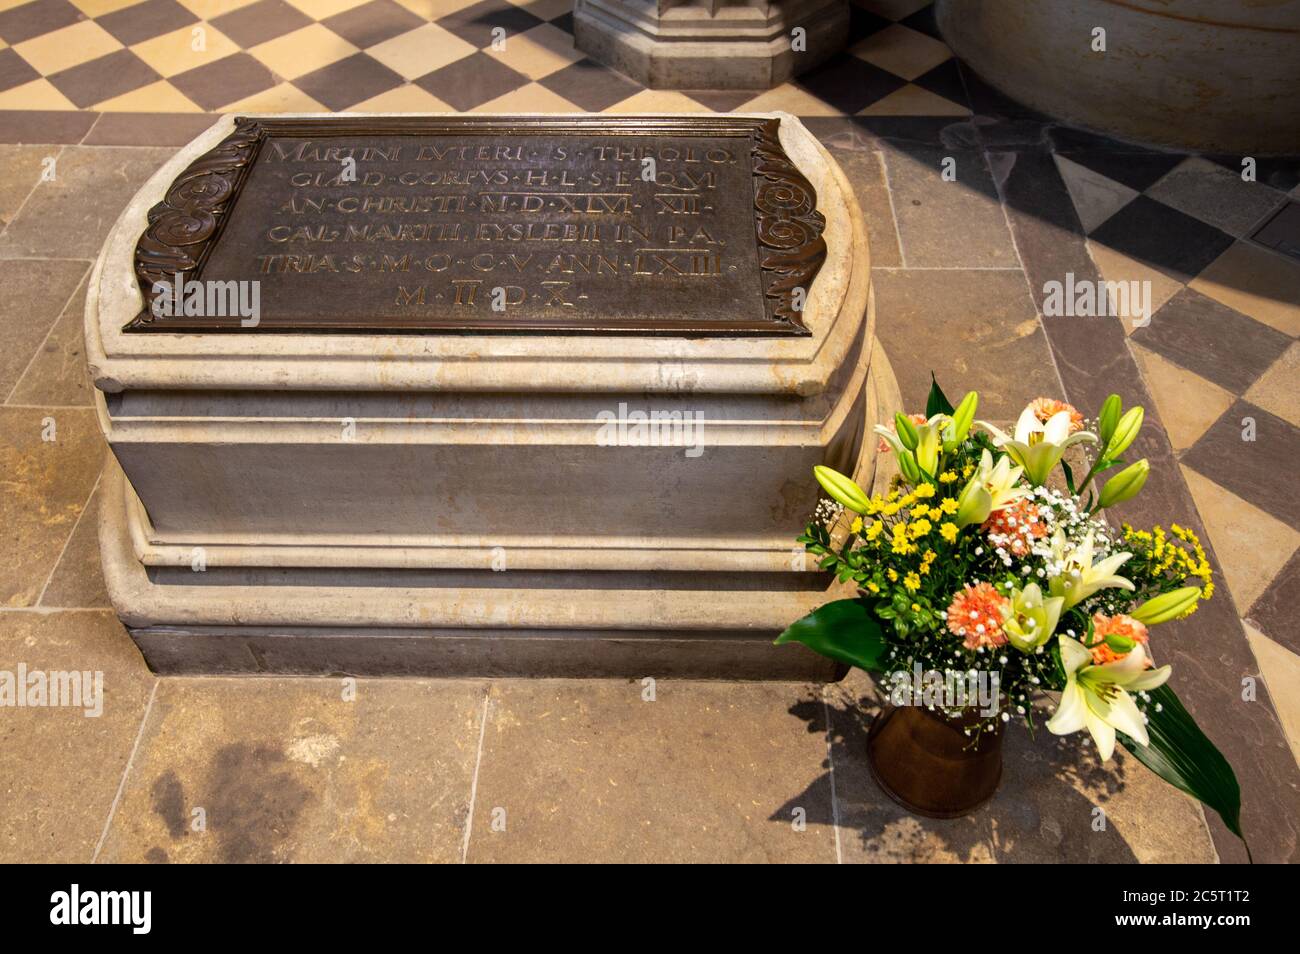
536;57;639;112
796;55;906;114
898;3;941;39
549;10;572;33
1248;549;1300;657
293;52;405;110
0;0;81;45
414;50;528;110
1131;287;1291;394
210;0;311;48
1053;149;1185;192
1183;400;1300;529
1251;201;1300;260
0;47;39;93
321;0;423;48
96;0;196;45
1089;195;1235;281
436;0;543;48
169;52;276;111
911;57;967;108
847;5;891;43
46;49;160;110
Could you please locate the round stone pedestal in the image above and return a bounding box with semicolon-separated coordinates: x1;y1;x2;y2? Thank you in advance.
574;0;850;89
937;0;1300;154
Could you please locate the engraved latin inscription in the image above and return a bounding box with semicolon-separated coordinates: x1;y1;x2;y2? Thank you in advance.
127;118;826;335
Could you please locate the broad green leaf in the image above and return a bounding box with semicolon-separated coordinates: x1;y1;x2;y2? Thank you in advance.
775;599;887;673
1120;684;1244;842
925;373;955;417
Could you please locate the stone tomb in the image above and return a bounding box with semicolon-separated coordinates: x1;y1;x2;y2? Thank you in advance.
87;113;899;678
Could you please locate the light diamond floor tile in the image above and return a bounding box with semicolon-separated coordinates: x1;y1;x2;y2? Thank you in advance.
349;82;452;112
1055;153;1139;234
13;20;122;76
1245;342;1300;428
248;23;358;80
484;21;579;80
849;23;951;81
858;83;967;116
1182;465;1300;614
1243;622;1300;767
221;79;325;112
94;78;202;111
131;24;241;77
1190;241;1300;337
366;22;475;80
1130;343;1234;451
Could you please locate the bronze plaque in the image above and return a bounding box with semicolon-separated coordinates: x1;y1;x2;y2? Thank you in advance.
127;116;826;335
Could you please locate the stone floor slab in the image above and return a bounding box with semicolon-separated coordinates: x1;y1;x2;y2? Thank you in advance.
0;145;172;259
7;274;93;407
96;676;487;863
465;679;837;863
870;267;1057;417
0;609;155;863
0;406;103;607
0;258;87;401
881;145;1018;267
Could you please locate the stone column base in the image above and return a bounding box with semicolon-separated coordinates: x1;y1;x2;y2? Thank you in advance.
574;0;850;89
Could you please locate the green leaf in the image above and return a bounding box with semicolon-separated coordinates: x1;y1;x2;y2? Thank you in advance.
775;599;887;673
1120;685;1244;843
925;373;955;417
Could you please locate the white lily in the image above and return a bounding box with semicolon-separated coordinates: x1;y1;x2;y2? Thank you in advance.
1047;635;1171;759
1047;529;1134;609
1001;583;1064;652
874;413;948;477
954;450;1030;527
980;405;1097;486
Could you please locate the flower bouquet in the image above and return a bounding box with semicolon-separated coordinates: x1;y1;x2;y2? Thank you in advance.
778;377;1244;846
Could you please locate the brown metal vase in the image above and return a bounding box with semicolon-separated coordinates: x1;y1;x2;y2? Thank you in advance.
866;705;1003;818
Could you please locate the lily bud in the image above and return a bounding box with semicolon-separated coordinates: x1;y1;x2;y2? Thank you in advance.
894;412;920;451
914;425;941;476
1098;394;1122;446
813;465;870;514
897;449;922;485
1098;459;1149;509
955;474;992;528
1105;406;1144;458
946;391;978;450
1131;586;1201;626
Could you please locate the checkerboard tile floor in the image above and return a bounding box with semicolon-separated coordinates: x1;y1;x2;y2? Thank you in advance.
0;0;974;115
1052;150;1300;699
0;0;1297;861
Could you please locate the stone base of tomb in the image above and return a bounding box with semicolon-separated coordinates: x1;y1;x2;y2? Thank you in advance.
87;111;896;679
574;0;849;90
98;341;898;679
